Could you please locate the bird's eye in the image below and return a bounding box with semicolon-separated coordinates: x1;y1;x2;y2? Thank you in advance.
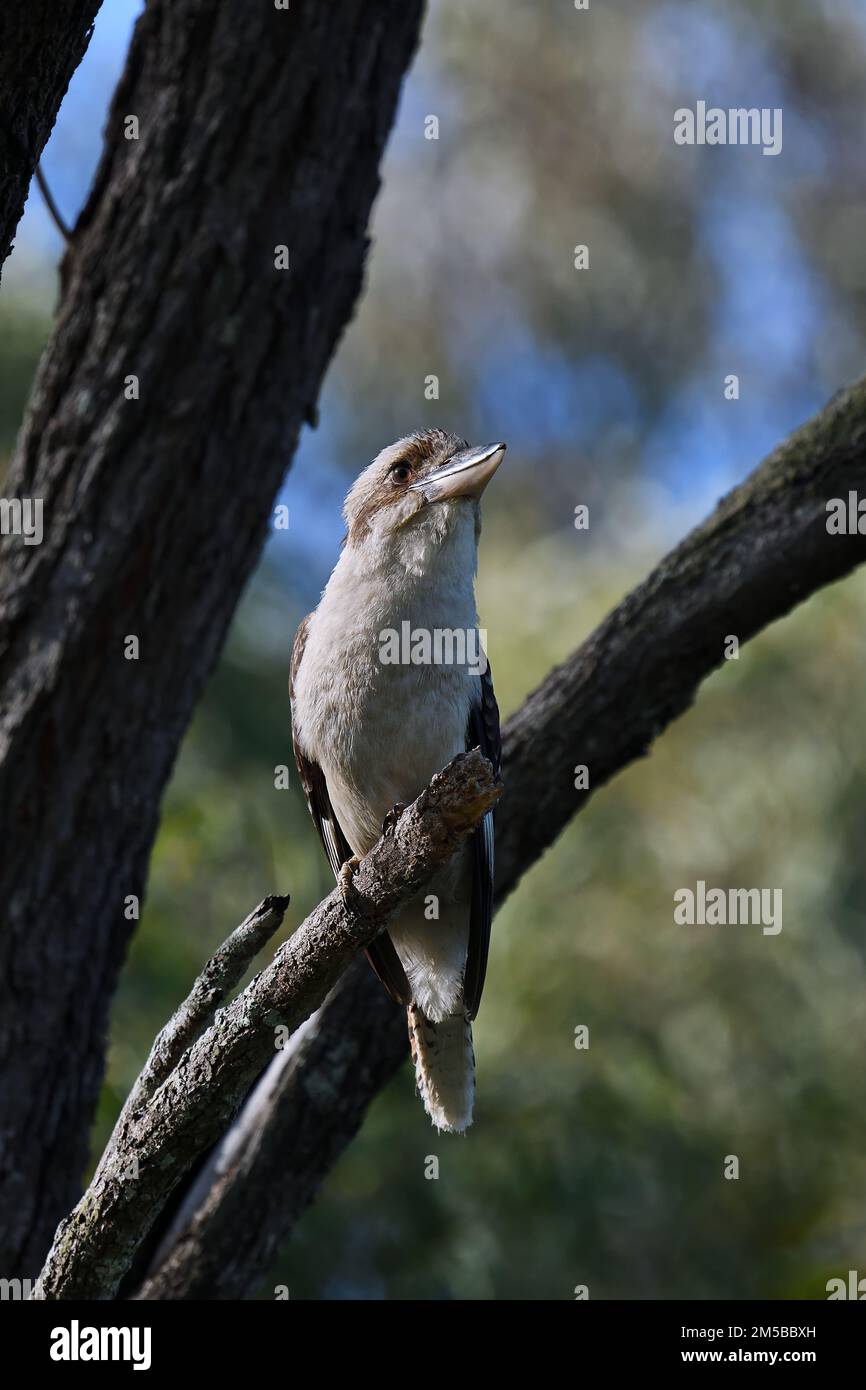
391;463;412;484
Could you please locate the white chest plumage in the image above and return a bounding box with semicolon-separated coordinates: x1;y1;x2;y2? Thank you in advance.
292;508;479;855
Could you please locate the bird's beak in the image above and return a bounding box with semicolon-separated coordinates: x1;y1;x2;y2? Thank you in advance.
408;441;506;503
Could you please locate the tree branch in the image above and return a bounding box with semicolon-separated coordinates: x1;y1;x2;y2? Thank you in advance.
496;374;866;900
135;962;404;1300
99;894;289;1156
137;373;866;1299
33;163;72;243
32;750;501;1301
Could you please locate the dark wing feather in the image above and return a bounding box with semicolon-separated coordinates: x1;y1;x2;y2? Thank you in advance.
290;615;411;1006
463;659;501;1020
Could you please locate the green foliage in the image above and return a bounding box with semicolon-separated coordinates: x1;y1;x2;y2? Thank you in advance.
0;297;50;461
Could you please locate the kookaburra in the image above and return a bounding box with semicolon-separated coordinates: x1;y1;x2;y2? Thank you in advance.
290;429;504;1132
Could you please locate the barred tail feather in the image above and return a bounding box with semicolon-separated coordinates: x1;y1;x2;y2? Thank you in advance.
407;1003;475;1133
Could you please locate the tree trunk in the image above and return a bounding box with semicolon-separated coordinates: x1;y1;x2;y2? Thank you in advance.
0;0;423;1277
0;0;101;277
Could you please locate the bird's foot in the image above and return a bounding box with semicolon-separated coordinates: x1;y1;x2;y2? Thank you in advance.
339;854;363;903
381;802;406;837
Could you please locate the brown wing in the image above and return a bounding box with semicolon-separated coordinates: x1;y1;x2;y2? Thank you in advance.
463;659;501;1020
290;615;411;1006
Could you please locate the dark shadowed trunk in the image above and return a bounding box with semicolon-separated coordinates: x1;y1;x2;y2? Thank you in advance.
0;0;101;277
0;0;424;1277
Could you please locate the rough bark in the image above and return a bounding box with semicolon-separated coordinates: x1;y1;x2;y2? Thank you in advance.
32;751;501;1300
138;374;866;1299
0;0;424;1277
136;962;404;1300
0;0;101;277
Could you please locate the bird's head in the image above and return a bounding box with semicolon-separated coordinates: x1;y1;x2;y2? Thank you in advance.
343;429;506;567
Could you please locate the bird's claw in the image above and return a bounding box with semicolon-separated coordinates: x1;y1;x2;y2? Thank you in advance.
339;854;363;903
381;802;406;837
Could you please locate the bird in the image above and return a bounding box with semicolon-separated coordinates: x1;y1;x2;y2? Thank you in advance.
290;428;504;1133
